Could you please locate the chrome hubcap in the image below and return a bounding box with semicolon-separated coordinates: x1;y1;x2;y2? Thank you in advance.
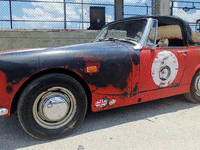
195;76;200;96
41;93;69;122
33;87;76;129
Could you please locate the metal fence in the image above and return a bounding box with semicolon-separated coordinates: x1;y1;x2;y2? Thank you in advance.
171;0;200;32
123;1;152;18
0;0;152;30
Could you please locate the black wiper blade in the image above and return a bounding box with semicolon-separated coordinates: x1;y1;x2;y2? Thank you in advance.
109;37;119;41
97;37;137;45
104;37;119;41
96;37;118;42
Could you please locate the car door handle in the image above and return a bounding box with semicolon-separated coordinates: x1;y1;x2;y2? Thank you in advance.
177;50;189;53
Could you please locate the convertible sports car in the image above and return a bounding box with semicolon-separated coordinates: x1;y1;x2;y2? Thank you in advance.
0;15;200;140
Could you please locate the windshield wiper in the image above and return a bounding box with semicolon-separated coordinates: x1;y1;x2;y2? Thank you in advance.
96;37;138;45
105;37;119;41
96;37;119;42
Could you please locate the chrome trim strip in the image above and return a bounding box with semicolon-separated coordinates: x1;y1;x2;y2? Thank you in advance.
0;108;8;116
177;50;189;53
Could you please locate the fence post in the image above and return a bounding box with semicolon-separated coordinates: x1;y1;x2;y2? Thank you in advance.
9;0;12;29
170;1;173;16
81;0;84;30
145;3;148;15
115;0;123;20
64;0;66;29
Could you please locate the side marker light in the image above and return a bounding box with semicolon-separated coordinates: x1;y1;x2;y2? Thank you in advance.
87;66;97;72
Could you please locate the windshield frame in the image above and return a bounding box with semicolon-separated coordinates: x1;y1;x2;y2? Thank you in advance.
94;18;154;50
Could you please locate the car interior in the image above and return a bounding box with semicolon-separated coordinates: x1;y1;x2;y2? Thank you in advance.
156;24;184;47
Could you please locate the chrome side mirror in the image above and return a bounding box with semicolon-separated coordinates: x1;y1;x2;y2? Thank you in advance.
157;38;169;47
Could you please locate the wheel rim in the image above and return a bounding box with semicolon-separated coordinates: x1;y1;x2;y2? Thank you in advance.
195;75;200;96
33;87;76;129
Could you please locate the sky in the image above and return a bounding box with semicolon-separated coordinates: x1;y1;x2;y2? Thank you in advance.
172;1;200;31
0;0;151;29
0;0;200;31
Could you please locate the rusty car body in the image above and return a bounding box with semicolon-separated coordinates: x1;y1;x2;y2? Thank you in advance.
0;15;200;140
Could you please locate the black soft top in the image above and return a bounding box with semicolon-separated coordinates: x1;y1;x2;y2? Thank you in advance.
110;15;199;46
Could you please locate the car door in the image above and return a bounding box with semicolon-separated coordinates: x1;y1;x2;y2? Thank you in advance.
139;21;187;92
139;47;187;92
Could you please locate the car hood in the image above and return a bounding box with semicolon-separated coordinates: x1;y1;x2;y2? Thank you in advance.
0;41;132;56
0;41;139;89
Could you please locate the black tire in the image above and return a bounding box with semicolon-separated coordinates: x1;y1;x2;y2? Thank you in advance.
184;71;200;103
17;73;87;140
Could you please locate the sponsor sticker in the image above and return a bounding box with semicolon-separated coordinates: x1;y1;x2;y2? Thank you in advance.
95;98;108;108
95;98;117;108
109;99;116;106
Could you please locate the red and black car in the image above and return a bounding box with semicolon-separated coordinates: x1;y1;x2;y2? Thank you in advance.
0;15;200;140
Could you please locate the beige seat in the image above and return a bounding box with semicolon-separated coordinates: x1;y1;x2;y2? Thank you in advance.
157;25;182;40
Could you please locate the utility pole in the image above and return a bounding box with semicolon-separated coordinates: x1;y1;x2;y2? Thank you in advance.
115;0;123;20
152;0;171;16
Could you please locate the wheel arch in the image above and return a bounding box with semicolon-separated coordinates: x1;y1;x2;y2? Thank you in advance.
11;68;92;114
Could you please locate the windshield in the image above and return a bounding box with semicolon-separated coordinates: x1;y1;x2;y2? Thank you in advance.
94;19;147;45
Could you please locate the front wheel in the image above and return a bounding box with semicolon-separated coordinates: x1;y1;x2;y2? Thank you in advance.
17;73;87;140
184;71;200;103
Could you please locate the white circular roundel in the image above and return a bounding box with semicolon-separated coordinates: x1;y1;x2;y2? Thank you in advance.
151;51;179;87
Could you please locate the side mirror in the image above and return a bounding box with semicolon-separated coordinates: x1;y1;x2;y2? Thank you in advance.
157;38;169;47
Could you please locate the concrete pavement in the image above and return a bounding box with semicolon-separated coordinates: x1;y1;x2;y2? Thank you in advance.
0;95;200;150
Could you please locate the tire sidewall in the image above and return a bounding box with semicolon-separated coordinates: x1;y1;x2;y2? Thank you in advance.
190;71;200;103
